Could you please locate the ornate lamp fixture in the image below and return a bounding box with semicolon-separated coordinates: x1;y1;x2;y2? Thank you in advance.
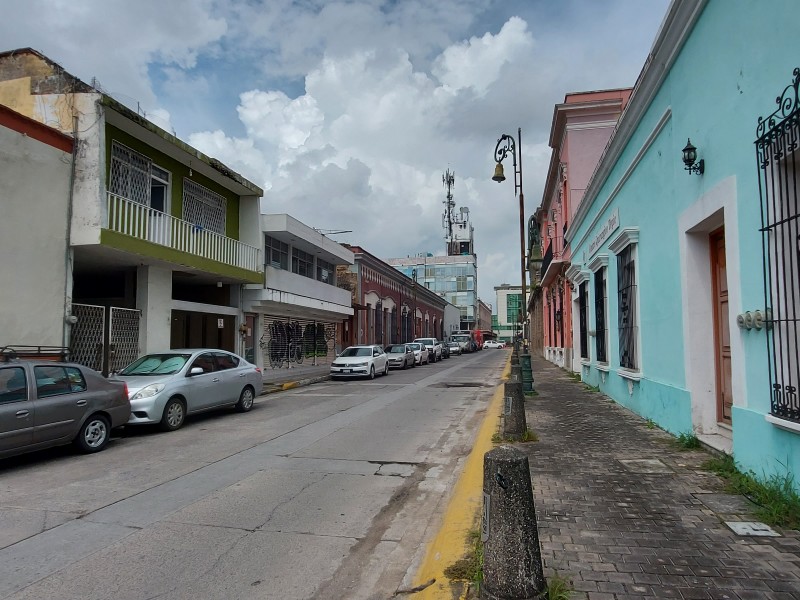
682;138;705;175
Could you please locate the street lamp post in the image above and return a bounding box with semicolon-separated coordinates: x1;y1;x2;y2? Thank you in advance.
493;128;527;350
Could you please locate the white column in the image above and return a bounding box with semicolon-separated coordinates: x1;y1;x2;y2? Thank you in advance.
136;265;172;353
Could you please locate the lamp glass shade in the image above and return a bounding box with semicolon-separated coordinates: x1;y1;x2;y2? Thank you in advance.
682;139;697;167
492;163;506;182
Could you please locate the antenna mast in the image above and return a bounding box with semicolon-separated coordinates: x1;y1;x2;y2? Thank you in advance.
442;169;455;244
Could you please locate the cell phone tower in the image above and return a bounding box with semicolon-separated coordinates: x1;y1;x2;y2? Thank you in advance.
442;169;474;257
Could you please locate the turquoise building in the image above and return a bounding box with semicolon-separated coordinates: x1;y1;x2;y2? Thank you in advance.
565;0;800;484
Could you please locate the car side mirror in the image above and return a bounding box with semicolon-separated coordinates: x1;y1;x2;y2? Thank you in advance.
189;367;204;376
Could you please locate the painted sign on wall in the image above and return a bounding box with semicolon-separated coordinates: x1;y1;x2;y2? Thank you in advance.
588;207;620;258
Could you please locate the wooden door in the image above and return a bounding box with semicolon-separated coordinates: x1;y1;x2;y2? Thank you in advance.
710;229;732;424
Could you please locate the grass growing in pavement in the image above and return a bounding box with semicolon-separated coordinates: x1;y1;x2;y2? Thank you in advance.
675;431;702;450
645;418;657;429
703;454;800;529
443;529;483;590
544;574;575;599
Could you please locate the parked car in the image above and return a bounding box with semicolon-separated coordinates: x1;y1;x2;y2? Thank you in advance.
330;345;389;379
413;338;443;362
407;342;429;366
450;333;473;353
0;359;130;459
483;340;505;349
447;340;462;356
385;344;415;369
115;349;262;432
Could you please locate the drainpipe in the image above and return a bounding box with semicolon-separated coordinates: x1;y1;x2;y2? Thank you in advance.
62;113;79;352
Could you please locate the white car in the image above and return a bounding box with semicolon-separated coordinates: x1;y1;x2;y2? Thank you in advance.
413;337;442;362
447;340;462;356
407;342;429;365
331;345;389;379
483;340;506;349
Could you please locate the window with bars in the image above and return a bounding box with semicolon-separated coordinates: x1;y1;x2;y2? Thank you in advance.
110;142;152;205
292;248;314;278
265;236;289;270
578;281;588;359
317;258;334;284
755;69;800;423
182;179;226;235
617;244;638;370
594;268;607;363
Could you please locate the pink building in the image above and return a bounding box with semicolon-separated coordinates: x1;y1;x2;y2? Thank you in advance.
535;89;631;369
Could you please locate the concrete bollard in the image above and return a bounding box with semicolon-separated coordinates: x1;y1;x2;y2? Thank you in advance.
510;364;522;384
481;445;545;600
503;380;526;437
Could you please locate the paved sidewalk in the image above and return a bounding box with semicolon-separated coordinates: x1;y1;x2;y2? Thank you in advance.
260;362;330;394
519;355;800;599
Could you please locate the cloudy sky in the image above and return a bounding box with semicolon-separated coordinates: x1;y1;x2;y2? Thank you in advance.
2;0;670;306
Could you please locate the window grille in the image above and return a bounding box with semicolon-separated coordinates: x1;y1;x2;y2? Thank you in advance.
110;141;151;205
293;248;314;278
578;281;588;359
266;236;289;270
594;269;607;363
617;245;638;370
755;67;800;422
375;301;383;344
182;179;226;235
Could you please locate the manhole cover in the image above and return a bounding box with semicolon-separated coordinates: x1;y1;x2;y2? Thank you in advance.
618;459;673;474
726;521;780;537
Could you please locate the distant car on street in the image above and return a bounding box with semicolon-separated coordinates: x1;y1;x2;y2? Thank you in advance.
331;345;389;380
483;340;506;349
447;340;462;356
115;349;262;432
384;344;415;369
413;338;442;362
407;342;429;366
0;359;130;459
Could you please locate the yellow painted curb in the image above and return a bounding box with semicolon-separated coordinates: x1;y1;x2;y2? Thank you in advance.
411;357;512;598
281;382;299;390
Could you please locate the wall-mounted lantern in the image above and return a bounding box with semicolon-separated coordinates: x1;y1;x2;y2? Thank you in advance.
682;138;705;175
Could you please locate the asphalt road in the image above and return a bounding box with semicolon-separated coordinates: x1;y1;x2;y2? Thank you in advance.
0;350;508;600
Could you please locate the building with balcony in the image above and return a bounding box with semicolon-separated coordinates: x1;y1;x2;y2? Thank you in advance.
0;48;263;372
535;88;631;369
243;214;354;367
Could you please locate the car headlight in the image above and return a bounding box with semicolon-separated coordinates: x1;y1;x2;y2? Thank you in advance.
353;362;368;367
131;383;166;400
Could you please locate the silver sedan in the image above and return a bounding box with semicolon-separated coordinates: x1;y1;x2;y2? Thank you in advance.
115;349;263;431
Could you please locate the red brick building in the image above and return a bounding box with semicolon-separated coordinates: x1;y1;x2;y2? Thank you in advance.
337;246;447;347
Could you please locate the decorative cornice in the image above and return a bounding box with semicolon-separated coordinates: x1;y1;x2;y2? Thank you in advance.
588;254;609;272
609;228;640;254
566;0;707;240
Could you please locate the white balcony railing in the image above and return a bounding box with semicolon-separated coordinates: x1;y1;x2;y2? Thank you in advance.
106;193;262;273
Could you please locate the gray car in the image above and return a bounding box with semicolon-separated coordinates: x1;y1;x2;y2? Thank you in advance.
115;349;262;432
0;359;130;459
384;344;415;369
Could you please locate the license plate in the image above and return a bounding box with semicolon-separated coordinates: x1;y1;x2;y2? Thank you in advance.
342;369;351;373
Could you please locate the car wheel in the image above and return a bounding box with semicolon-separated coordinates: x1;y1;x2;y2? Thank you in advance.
73;414;110;453
160;397;186;432
236;386;255;412
368;365;376;380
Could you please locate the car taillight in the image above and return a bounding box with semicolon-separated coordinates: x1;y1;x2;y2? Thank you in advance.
255;367;262;374
123;382;129;397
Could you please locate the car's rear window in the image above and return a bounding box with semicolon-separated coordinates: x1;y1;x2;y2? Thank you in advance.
0;367;27;403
